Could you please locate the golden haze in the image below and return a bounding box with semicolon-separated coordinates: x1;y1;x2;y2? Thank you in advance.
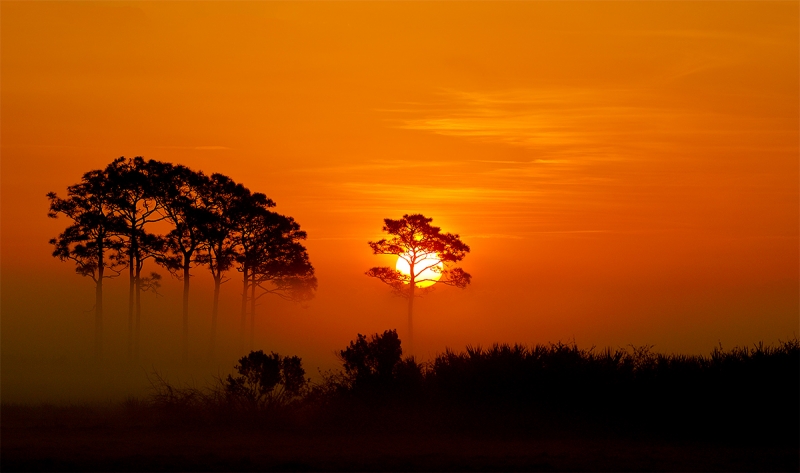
1;1;797;401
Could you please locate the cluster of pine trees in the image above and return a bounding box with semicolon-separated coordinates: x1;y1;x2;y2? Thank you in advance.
48;157;316;361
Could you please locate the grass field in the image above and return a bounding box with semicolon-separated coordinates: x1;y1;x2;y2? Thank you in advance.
3;336;797;471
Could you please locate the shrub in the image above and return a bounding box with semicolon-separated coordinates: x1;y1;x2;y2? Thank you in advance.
225;350;308;410
333;329;427;401
339;329;403;386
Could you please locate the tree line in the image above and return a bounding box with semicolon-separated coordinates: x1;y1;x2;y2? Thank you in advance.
48;157;316;361
149;330;799;446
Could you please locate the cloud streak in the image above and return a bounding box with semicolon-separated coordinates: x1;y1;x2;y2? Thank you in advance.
154;145;232;150
392;88;689;157
338;182;542;204
297;159;452;174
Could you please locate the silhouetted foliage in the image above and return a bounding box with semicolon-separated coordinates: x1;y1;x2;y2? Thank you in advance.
339;330;403;387
141;332;799;450
103;157;168;359
49;156;315;362
367;214;470;352
47;169;125;359
145;349;309;420
419;338;798;442
315;330;425;412
150;161;214;362
196;173;250;357
235;199;317;350
310;332;798;443
225;351;308;409
128;231;167;359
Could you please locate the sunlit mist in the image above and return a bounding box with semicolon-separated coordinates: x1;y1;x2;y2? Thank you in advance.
0;1;796;408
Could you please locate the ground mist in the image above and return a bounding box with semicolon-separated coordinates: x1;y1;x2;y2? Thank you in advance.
3;333;798;471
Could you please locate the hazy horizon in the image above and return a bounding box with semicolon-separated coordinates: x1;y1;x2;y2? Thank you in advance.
2;1;797;403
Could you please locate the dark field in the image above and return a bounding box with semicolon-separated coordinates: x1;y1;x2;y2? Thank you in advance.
3;336;798;472
3;402;797;472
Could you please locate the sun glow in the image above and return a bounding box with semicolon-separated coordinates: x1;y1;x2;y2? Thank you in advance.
396;251;443;288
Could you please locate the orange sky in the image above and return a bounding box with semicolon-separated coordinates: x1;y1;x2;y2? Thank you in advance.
2;1;798;400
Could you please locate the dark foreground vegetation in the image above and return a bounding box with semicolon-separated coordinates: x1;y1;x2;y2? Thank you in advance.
3;333;798;472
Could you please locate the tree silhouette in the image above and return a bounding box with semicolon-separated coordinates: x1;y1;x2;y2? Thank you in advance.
366;214;471;353
231;191;276;350
335;329;425;399
48;157;316;362
129;231;166;359
104;157;167;360
47;169;124;359
196;173;252;358
225;350;308;409
339;329;403;388
150;161;212;363
237;204;316;350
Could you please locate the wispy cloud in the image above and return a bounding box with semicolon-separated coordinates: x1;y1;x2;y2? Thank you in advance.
338;182;541;204
387;84;794;182
526;230;610;234
613;28;792;46
297;159;451;174
154;145;231;150
463;233;525;240
306;236;365;241
391;88;686;159
471;159;569;165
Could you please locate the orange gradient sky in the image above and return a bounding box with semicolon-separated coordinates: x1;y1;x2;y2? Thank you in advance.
2;1;798;400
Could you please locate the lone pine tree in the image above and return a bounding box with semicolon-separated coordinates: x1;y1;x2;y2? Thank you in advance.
366;214;471;354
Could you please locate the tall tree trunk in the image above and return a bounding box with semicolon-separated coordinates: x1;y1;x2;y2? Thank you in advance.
407;284;415;356
127;244;135;361
250;274;257;351
239;266;249;353
407;261;416;356
135;264;142;361
95;244;104;360
182;256;190;363
210;273;221;360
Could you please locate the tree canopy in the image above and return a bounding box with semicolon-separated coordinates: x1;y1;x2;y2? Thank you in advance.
47;169;125;358
367;214;471;293
48;156;316;360
366;214;471;353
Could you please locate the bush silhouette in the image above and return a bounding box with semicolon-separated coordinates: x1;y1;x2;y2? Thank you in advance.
339;330;403;387
143;333;798;445
225;350;308;409
336;329;425;399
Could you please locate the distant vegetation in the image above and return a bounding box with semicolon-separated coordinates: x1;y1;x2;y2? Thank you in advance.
145;331;799;445
5;332;796;471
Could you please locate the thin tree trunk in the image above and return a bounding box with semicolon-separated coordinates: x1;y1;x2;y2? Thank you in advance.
250;274;257;351
182;257;190;363
240;266;249;353
135;264;142;361
250;274;256;351
128;247;135;361
408;285;414;355
407;281;415;356
95;246;104;360
407;260;417;356
210;273;221;360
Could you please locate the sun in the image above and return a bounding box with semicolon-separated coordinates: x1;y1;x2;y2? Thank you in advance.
396;251;443;288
